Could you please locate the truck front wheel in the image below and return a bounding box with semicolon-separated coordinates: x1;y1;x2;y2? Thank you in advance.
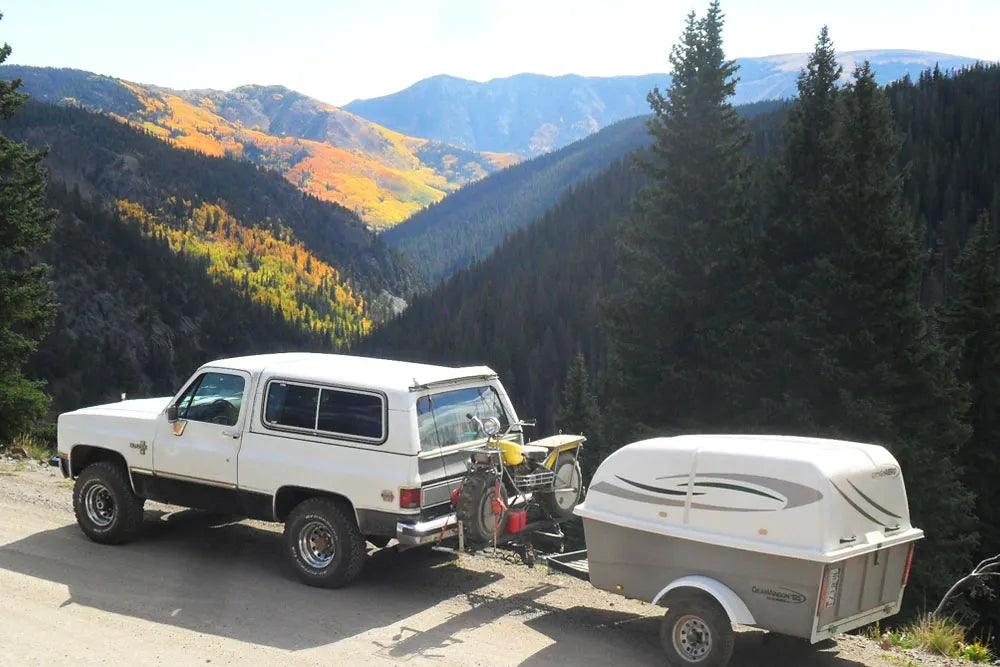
284;498;366;588
660;592;735;666
73;461;145;544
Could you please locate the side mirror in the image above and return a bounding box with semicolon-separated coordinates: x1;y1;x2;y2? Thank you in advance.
166;405;178;422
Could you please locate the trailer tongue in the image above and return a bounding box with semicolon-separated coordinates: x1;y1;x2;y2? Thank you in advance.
549;434;923;667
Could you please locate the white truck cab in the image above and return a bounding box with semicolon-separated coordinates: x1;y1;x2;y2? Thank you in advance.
58;353;522;587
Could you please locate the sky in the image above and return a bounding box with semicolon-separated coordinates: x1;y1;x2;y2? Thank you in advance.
2;0;998;107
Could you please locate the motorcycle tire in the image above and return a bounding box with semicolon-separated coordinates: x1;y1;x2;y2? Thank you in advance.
538;454;584;520
456;469;508;544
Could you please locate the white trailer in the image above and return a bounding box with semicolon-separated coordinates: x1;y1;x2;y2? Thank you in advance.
549;434;923;666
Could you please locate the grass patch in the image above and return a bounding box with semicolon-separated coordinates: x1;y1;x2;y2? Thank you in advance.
868;617;994;663
1;433;55;462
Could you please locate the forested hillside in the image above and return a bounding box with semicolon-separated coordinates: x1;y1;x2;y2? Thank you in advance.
0;101;420;413
0;66;517;228
386;100;785;285
30;185;332;414
362;59;1000;633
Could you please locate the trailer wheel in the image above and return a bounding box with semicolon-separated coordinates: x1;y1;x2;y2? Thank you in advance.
660;592;734;666
538;454;583;520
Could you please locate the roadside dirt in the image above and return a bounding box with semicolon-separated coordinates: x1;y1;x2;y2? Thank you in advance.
0;459;972;666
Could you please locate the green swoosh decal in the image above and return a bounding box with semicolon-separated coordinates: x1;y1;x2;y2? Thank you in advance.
690;481;784;503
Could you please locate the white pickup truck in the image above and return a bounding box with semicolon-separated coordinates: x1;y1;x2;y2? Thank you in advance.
57;352;530;587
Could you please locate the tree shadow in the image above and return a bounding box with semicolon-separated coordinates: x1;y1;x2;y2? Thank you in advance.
0;508;501;651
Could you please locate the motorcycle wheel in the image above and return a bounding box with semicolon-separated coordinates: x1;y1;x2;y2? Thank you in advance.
538;454;583;520
456;469;508;544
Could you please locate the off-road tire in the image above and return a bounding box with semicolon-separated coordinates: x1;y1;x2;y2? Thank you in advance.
73;461;145;545
538;454;583;520
284;498;366;588
456;469;507;544
660;592;735;666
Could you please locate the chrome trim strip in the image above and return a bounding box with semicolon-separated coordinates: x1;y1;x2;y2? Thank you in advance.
130;468;236;489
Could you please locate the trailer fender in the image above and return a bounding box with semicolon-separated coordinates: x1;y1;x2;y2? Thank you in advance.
651;575;756;625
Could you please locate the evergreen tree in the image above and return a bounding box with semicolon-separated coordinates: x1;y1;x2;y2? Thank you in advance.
554;353;604;475
761;46;977;605
942;211;1000;558
603;0;753;434
0;20;55;442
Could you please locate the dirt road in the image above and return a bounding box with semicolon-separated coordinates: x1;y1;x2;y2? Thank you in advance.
0;459;949;667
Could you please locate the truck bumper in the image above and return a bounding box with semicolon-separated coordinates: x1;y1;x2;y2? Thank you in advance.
396;513;458;546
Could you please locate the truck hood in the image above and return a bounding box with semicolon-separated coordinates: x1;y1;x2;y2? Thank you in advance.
68;397;173;418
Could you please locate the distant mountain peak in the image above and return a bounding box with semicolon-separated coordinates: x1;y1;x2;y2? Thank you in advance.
344;49;979;155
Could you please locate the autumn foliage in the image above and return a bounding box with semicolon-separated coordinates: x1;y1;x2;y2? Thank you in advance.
116;199;371;346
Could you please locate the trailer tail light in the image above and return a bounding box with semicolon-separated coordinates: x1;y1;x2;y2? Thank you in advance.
399;487;421;509
903;544;915;587
817;565;842;615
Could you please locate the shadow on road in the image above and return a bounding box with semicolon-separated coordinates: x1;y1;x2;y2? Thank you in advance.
0;509;501;650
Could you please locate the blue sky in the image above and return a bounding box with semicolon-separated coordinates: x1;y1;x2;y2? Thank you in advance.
2;0;997;106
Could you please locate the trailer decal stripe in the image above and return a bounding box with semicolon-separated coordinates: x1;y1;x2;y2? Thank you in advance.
847;480;902;519
616;476;701;496
689;481;784;502
832;483;890;527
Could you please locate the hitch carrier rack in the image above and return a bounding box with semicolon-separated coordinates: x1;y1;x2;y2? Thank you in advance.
545;549;590;582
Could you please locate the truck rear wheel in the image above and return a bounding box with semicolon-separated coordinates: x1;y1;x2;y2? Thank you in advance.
660;592;734;666
284;498;366;588
538;454;583;520
73;461;145;545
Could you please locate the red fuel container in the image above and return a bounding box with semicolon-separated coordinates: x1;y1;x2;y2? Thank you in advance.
506;509;527;534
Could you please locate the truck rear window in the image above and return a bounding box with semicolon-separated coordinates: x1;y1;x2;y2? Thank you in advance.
417;386;508;452
264;381;385;443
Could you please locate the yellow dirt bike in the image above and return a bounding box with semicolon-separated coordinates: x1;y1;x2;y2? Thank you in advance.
454;414;585;547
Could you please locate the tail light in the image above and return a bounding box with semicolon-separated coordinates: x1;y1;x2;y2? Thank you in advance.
903;544;915;587
399;487;421;509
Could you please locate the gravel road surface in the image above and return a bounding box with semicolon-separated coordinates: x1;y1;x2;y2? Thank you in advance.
0;459;968;666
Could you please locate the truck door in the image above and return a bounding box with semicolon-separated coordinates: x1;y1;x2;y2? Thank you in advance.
153;369;251;486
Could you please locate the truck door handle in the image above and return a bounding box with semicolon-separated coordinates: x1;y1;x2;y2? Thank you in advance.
221;429;240;439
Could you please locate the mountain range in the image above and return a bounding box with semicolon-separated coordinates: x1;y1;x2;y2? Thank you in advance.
0;66;517;229
345;50;979;155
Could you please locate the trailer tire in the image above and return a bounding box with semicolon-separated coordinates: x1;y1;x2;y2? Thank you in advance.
538;454;583;520
456;470;507;544
660;592;734;666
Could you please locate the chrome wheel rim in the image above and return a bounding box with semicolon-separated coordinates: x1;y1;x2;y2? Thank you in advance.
298;520;336;569
553;461;581;509
480;486;501;534
84;483;116;527
673;615;712;662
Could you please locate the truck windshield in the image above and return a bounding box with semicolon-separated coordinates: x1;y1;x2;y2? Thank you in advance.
417;386;508;452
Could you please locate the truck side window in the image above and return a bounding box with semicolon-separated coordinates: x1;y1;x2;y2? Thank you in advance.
175;372;245;427
318;389;383;440
265;383;319;430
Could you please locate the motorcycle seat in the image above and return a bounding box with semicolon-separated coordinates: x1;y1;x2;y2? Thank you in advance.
521;446;549;462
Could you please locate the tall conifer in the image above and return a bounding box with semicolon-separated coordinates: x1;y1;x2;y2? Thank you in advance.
0;17;55;442
604;0;752;433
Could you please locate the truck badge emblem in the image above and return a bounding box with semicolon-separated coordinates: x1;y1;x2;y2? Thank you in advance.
129;440;148;455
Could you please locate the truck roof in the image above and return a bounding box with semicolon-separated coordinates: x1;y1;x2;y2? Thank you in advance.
206;352;498;394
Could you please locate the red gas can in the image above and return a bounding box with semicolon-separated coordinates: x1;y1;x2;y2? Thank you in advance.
506;509;527;534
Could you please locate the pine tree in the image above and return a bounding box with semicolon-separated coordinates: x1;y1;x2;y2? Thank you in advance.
603;0;753;435
761;47;977;605
942;211;1000;557
554;353;604;475
0;18;56;443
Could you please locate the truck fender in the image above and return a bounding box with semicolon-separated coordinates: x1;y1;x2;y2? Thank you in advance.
651;575;756;625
